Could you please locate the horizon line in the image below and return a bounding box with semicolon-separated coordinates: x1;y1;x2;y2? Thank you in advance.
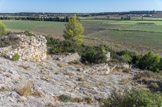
0;10;162;14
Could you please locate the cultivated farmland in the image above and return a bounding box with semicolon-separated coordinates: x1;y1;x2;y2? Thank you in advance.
1;18;162;54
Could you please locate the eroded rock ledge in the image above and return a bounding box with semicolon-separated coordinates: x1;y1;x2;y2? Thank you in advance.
0;35;47;62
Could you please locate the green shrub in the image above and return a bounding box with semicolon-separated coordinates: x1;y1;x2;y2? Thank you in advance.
121;54;132;63
24;31;35;36
11;53;20;61
118;50;137;57
81;46;107;64
137;50;161;72
149;83;159;90
103;90;162;107
58;94;73;102
46;37;79;54
84;97;93;104
46;36;107;64
117;50;137;64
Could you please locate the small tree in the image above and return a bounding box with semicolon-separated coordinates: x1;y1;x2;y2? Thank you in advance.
0;22;7;36
63;14;84;43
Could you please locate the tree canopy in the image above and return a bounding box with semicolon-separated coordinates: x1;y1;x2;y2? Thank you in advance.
0;22;7;36
63;14;84;43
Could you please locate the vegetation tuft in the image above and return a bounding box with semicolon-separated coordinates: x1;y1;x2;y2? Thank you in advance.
102;90;162;107
11;53;20;61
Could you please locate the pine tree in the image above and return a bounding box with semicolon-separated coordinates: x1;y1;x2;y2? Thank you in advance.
63;14;84;43
0;22;6;36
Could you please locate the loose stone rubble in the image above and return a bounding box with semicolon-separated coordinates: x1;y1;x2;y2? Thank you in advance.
52;53;81;63
0;35;47;62
78;63;111;75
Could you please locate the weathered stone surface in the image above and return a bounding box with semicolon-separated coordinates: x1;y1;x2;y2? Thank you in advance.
0;35;47;62
0;57;133;107
79;63;111;75
52;53;81;63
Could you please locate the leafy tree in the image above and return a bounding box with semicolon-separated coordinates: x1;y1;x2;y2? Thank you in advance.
63;14;84;43
0;22;7;36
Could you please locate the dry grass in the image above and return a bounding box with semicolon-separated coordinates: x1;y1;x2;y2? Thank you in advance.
19;65;30;70
15;82;42;98
119;78;131;85
0;87;8;92
15;83;33;98
134;71;162;92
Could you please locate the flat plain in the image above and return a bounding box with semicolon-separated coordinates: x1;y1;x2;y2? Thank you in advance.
1;18;162;51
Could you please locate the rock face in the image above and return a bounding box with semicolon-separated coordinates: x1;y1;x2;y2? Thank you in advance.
0;35;47;62
52;53;81;63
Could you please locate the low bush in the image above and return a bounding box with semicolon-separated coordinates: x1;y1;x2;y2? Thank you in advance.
117;49;137;64
149;83;159;90
58;94;74;102
103;90;162;107
24;31;35;36
46;36;107;64
11;53;20;61
46;37;79;54
81;46;107;64
137;50;162;72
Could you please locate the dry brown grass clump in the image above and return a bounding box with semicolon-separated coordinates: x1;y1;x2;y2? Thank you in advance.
15;82;42;98
15;83;33;98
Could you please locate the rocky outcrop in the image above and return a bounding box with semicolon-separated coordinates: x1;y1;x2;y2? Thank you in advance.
52;53;81;63
78;63;111;75
0;57;132;107
0;35;47;62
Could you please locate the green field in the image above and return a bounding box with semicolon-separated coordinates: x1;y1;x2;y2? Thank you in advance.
82;20;162;25
2;20;66;36
89;30;162;49
1;19;162;51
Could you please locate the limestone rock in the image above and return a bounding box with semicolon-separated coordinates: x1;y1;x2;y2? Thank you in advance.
52;53;81;63
80;63;111;75
0;57;132;107
105;52;111;61
0;35;47;62
122;63;130;69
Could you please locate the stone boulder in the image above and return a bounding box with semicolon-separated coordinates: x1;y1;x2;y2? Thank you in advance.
0;35;47;62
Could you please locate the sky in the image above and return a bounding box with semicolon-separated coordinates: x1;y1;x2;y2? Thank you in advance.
0;0;162;13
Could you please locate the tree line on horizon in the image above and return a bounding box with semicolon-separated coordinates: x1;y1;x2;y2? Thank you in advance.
0;16;69;22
